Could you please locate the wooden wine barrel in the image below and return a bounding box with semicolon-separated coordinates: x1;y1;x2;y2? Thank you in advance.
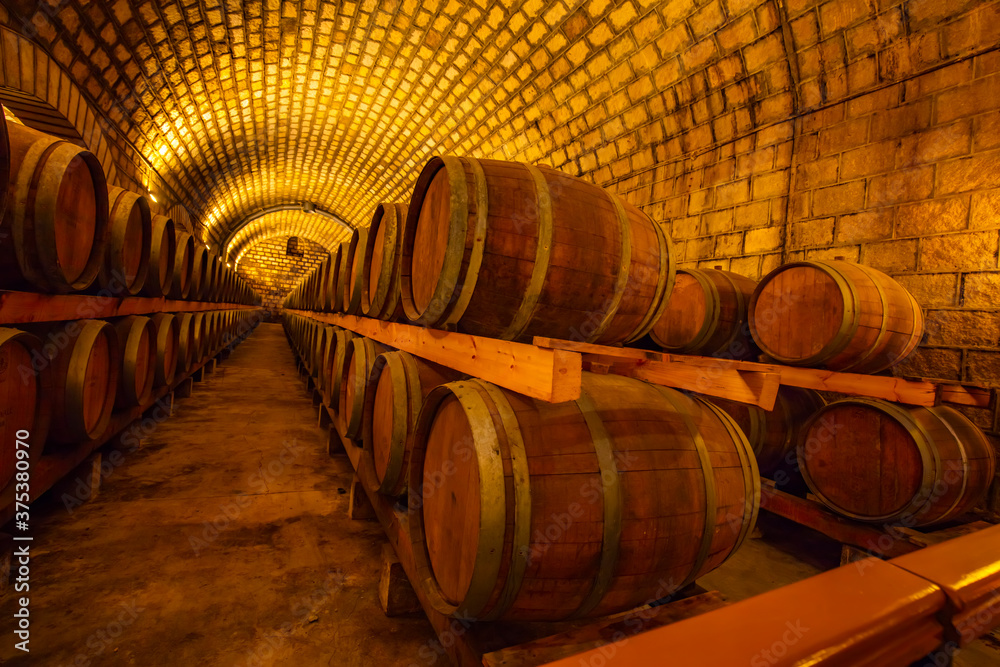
651;267;758;359
316;325;338;395
113;315;156;409
144;215;176;297
327;329;357;410
100;187;151;295
34;319;119;444
0;121;109;293
149;313;179;387
0;328;51;488
191;313;208;362
170;231;195;299
338;337;390;438
749;260;923;373
400;156;675;343
362;203;407;320
798;399;996;526
709;387;825;477
409;373;759;621
340;228;369;315
328;245;344;313
362;351;463;496
190;244;209;301
175;313;197;375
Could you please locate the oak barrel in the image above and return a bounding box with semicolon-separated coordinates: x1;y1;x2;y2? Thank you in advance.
362;203;407;320
362;350;463;496
149;313;179;387
144;215;176;297
326;329;357;409
190;244;210;301
0;328;51;488
170;231;195;299
100;187;151;295
651;267;758;359
749;260;923;373
33;319;119;444
0;121;109;293
338;337;390;438
328;245;344;312
797;398;996;526
340;227;369;315
400;156;675;343
409;373;759;621
709;387;825;477
175;313;198;375
113;316;156;409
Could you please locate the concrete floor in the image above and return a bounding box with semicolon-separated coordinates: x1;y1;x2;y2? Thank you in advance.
2;322;997;666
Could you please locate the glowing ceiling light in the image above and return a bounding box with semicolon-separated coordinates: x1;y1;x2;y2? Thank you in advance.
148;193;158;203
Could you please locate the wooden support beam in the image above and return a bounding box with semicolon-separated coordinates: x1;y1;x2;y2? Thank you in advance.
326;425;344;457
175;377;193;399
50;453;103;512
759;480;920;558
348;474;377;521
291;311;582;403
0;290;257;325
318;403;332;429
535;336;995;408
379;543;422;617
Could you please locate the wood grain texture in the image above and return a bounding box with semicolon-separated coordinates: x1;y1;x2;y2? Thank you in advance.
407;373;759;621
112;315;156;409
361;202;407;321
651;268;758;360
361;350;465;496
399;156;674;344
0;121;107;293
101;187;151;296
295;310;582;403
0;328;49;487
798;398;996;526
750;260;923;374
144;215;175;298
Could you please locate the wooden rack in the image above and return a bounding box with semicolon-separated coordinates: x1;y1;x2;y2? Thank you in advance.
284;317;1000;666
293;353;725;667
0;289;259;325
287;310;995;411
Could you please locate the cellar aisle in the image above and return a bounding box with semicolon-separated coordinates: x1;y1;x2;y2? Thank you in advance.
0;323;436;667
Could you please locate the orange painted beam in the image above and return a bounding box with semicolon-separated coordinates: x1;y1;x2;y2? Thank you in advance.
541;558;945;667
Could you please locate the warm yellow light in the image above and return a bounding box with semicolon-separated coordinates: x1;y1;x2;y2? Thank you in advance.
148;193;158;203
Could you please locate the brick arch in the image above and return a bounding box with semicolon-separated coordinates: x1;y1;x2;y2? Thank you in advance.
228;210;352;267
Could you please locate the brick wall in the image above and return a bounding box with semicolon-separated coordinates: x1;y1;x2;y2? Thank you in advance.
236;236;328;313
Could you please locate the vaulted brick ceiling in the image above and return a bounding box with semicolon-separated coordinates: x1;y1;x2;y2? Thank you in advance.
2;0;990;268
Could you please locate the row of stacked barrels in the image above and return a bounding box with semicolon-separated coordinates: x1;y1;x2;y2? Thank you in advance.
0;111;257;304
285;313;999;621
283;155;924;377
0;310;261;491
284;156;996;610
284;312;761;621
